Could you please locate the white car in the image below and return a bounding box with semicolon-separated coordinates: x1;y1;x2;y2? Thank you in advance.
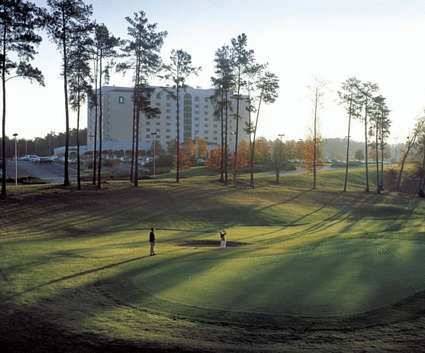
28;155;41;163
19;155;31;161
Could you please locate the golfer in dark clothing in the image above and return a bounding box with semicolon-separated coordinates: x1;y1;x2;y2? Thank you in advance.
149;228;156;256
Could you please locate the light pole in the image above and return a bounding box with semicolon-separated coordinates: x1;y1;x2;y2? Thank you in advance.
13;133;18;186
151;132;159;177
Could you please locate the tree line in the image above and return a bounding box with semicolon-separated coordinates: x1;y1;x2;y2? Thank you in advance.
1;0;280;198
2;1;425;198
0;128;87;158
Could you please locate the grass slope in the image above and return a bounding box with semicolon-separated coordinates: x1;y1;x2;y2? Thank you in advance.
0;168;425;352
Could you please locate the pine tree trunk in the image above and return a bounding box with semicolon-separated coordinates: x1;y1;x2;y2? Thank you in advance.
92;54;98;185
176;85;180;183
1;26;7;199
397;142;415;192
364;102;369;192
134;104;140;187
130;94;136;182
224;90;229;185
380;116;384;191
220;88;224;182
77;87;81;190
97;50;103;189
233;68;241;184
313;88;318;190
130;53;140;184
343;98;352;192
375;122;380;194
62;13;70;187
419;141;425;193
421;142;425;191
251;93;263;188
248;96;254;187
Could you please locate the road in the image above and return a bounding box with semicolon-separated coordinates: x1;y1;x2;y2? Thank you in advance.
5;160;76;184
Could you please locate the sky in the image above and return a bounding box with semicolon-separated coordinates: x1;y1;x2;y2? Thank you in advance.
4;0;425;143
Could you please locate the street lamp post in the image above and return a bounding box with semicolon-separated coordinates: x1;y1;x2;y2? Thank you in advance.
13;133;18;186
151;132;159;177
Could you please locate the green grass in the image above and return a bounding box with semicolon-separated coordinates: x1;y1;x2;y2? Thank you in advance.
1;167;424;352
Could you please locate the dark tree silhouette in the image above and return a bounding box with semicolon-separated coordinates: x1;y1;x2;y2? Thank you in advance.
92;23;120;189
357;81;379;192
230;33;255;184
46;0;93;187
161;49;200;183
0;0;45;198
397;118;425;191
68;21;93;190
248;66;279;188
338;77;362;192
117;10;166;187
211;45;235;184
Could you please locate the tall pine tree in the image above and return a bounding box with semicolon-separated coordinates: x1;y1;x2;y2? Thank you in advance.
1;0;45;198
161;49;200;183
46;0;93;186
117;10;166;187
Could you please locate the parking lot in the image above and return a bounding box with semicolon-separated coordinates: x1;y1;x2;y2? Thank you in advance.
5;160;76;184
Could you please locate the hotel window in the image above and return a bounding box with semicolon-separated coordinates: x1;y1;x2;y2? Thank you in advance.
118;96;125;104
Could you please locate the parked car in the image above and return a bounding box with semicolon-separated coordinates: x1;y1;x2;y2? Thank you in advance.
48;156;59;162
28;155;41;163
19;155;31;161
39;156;52;163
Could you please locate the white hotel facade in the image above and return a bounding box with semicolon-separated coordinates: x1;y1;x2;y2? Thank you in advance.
87;86;249;152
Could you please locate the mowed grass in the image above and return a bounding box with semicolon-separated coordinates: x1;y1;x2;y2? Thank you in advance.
0;167;424;352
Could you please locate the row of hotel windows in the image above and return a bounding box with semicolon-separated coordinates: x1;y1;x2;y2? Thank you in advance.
144;121;219;128
116;95;212;105
144;136;221;143
145;128;220;134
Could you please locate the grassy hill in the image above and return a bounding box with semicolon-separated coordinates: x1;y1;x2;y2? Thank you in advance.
0;168;424;352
